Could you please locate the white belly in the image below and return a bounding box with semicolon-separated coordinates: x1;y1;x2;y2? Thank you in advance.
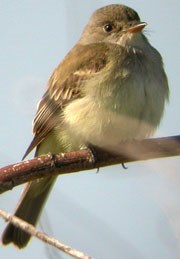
63;96;155;153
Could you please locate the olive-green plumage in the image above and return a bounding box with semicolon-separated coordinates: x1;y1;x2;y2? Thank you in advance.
2;4;169;248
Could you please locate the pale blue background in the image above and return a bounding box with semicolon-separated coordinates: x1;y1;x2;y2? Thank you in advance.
0;1;180;258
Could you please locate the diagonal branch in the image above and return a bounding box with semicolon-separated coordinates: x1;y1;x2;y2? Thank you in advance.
0;135;180;194
0;209;92;259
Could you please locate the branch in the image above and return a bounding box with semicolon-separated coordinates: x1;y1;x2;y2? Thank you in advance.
0;209;92;259
0;135;180;194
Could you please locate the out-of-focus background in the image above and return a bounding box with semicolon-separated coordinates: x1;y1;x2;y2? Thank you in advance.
0;1;180;258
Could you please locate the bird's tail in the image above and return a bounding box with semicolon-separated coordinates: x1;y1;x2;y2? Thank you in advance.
1;176;56;248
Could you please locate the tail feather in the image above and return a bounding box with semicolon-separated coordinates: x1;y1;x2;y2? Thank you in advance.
2;176;56;248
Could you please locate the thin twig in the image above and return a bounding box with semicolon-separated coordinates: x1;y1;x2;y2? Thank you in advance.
0;209;93;259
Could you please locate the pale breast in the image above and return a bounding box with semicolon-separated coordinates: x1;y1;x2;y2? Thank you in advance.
62;44;168;153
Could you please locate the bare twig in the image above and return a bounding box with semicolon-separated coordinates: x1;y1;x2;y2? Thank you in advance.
0;135;180;194
0;209;93;259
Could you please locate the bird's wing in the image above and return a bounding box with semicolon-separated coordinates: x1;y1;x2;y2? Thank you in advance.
23;43;109;159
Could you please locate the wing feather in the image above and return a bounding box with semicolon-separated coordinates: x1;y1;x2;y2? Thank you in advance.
23;43;108;159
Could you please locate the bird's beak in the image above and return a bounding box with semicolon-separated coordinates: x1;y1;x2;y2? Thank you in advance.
123;22;147;34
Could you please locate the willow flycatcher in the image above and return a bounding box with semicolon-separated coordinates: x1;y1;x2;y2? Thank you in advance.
2;4;169;248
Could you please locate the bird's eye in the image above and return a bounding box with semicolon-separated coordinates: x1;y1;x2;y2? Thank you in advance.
103;23;113;32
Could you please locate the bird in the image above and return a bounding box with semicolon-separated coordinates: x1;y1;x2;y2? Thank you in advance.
2;4;169;248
